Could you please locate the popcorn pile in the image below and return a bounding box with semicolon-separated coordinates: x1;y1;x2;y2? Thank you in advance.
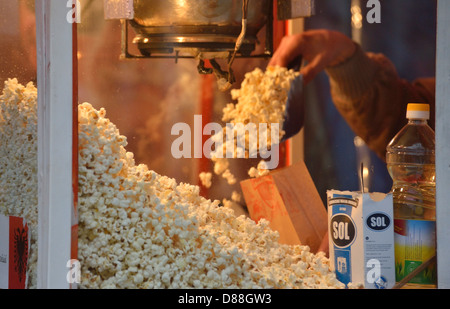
0;79;38;288
77;102;342;289
1;78;344;289
208;66;299;186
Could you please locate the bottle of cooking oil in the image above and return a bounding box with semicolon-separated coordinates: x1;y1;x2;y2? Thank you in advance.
386;103;436;288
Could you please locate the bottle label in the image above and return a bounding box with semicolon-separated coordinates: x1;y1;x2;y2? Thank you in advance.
394;219;437;285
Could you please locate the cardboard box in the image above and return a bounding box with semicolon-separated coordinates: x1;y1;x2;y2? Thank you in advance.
240;161;327;253
327;190;395;289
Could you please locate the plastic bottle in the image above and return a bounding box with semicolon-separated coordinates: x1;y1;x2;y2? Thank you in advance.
386;103;436;288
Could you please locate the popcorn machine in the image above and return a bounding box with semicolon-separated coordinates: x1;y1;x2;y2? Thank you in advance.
2;0;449;290
0;0;313;289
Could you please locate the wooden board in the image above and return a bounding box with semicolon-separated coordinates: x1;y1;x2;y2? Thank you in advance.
240;160;327;253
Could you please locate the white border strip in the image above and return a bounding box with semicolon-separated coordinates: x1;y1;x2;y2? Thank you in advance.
436;0;450;289
36;0;73;289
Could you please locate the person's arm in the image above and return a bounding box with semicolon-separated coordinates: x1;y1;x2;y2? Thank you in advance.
269;30;435;160
325;46;435;159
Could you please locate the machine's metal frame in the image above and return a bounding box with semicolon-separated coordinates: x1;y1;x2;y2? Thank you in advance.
35;0;76;289
119;17;274;62
112;0;314;87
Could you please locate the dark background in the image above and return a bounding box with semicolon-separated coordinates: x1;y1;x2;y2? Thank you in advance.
303;0;437;203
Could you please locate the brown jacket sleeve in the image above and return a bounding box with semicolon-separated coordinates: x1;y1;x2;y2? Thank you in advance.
325;44;435;160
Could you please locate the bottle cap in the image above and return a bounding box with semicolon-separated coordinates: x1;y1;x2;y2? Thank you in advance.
406;103;430;120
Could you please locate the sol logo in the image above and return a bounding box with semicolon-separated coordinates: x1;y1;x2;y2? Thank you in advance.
366;212;391;231
330;214;356;248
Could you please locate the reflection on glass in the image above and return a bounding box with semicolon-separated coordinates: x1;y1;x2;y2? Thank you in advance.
0;0;38;289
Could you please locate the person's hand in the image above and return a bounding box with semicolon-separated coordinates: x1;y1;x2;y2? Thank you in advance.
269;30;357;84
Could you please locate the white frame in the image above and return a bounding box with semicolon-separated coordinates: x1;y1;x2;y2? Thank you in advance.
35;0;74;289
435;0;450;289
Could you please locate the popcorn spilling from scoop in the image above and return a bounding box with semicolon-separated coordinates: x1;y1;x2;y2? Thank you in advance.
204;66;298;190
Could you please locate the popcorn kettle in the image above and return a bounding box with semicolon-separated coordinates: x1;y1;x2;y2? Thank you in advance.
104;0;315;88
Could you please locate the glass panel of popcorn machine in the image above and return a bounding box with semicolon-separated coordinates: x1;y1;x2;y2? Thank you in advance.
77;0;274;210
73;1;350;290
0;0;37;289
